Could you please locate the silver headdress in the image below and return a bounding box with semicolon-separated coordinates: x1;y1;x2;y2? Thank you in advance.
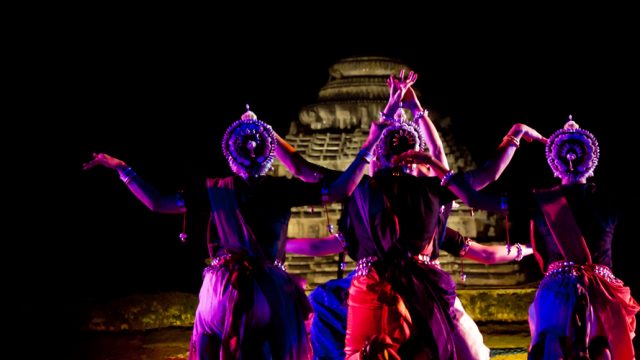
375;108;427;165
222;105;276;178
546;115;599;182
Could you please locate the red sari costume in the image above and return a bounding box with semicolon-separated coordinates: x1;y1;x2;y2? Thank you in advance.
527;186;638;359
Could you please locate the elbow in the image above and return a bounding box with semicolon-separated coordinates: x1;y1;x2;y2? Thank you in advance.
487;172;500;183
146;202;162;212
326;187;353;203
287;164;315;183
460;196;480;209
146;199;176;214
323;184;345;203
325;193;344;204
510;123;526;133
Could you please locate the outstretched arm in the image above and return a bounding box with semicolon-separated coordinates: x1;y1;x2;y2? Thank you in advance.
323;119;389;202
285;233;345;256
466;123;547;189
275;133;328;183
394;150;506;213
444;227;532;263
464;240;533;264
395;122;546;212
276;120;387;201
83;153;185;214
277;72;404;200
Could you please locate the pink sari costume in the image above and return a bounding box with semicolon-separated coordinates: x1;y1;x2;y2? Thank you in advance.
186;109;324;359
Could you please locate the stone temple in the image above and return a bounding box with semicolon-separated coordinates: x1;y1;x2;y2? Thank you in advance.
273;57;528;291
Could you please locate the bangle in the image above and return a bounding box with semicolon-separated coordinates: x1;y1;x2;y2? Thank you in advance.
440;170;455;187
506;243;524;261
379;111;394;122
500;195;508;211
176;193;185;208
460;238;472;256
413;109;427;120
501;135;520;148
358;149;373;163
514;243;523;261
334;232;346;248
118;167;137;184
321;186;330;203
360;340;373;360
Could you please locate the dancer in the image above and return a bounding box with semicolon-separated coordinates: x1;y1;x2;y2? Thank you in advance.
400;117;639;359
277;70;544;358
82;106;391;359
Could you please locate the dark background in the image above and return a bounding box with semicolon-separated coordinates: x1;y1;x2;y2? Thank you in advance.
14;12;637;346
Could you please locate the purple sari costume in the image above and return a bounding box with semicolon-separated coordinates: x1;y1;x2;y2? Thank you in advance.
187;175;324;359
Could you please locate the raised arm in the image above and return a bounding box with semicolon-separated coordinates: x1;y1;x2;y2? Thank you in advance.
275;133;328;183
285;233;345;256
323;72;413;201
277;71;406;200
83;153;185;214
394;150;506;213
398;71;449;169
465;123;547;189
274;120;386;200
322;119;389;202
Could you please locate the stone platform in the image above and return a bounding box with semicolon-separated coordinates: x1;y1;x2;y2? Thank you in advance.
71;323;530;359
71;288;538;359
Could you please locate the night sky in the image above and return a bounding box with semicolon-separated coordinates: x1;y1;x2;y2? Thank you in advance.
22;14;637;318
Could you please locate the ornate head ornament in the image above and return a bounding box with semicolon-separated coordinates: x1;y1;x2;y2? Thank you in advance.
222;105;276;179
546;115;599;182
374;108;427;169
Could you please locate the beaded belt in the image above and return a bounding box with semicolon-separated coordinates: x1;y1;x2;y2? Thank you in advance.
202;254;287;278
354;256;378;277
544;261;621;285
354;254;441;278
413;254;441;268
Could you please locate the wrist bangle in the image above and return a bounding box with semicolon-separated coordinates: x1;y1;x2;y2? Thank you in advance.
414;109;427;120
440;170;455;187
500;195;508;211
334;232;346;248
118;167;137;184
501;135;520;148
176;193;185;208
321;186;330;203
514;243;524;261
358;149;373;163
460;238;472;256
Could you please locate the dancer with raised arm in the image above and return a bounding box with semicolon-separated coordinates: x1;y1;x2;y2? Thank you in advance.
83;106;390;360
400;117;639;359
277;70;544;359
